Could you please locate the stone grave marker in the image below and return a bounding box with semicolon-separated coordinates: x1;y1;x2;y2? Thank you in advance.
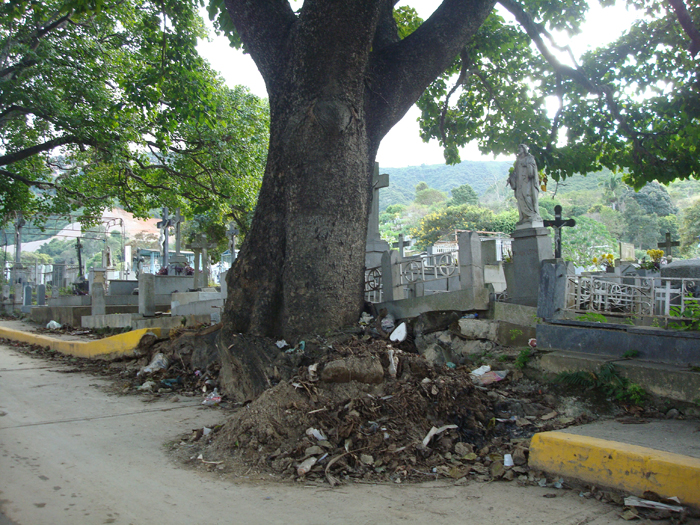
657;232;680;259
37;284;46;306
365;163;390;268
619;242;636;262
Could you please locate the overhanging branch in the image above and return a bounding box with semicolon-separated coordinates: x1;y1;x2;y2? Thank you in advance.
498;0;655;166
667;0;700;56
0;135;97;167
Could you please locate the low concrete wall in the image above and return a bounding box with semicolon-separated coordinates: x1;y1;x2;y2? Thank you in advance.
489;302;539;327
154;275;194;295
536;350;700;403
109;280;138;296
31;303;171;327
81;313;210;330
377;287;489;319
537;320;700;365
48;296;91;307
171;299;223;322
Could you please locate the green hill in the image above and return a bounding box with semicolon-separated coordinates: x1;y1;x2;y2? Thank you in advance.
378;161;512;210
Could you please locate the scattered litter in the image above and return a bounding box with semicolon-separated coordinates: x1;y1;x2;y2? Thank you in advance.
202;388;222;406
445;362;456;369
203;427;212;436
160;377;182;389
387;348;398;378
297;457;317;476
624;496;684;512
422;424;458;446
389;322;407;342
196;453;223;465
137;380;156;391
46;320;61;330
308;363;319;382
305;427;327;441
462;313;478;319
275;340;288;349
381;314;395;332
504;454;514;467
137;353;169;376
528;338;537;348
475;370;508;385
359;312;373;326
470;365;491;377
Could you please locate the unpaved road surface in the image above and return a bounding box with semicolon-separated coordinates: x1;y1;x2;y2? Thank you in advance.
0;342;624;525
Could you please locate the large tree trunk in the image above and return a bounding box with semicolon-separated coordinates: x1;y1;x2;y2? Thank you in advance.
221;1;381;341
222;89;373;340
218;0;496;399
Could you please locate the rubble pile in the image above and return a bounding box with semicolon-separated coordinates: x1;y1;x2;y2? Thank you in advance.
198;337;588;485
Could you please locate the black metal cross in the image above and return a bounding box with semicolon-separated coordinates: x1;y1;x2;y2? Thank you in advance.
543;205;576;258
657;232;680;257
75;237;84;280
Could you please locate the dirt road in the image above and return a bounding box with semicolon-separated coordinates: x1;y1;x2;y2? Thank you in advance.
0;342;623;525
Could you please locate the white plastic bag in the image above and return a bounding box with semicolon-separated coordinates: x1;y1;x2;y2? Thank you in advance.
137;353;169;376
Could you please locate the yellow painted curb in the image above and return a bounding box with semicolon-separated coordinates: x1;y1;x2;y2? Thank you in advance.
529;431;700;508
0;327;162;359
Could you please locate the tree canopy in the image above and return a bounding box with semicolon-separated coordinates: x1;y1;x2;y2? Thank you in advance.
0;0;268;230
415;0;699;189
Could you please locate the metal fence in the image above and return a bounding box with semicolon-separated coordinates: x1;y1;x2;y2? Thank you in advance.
565;275;699;323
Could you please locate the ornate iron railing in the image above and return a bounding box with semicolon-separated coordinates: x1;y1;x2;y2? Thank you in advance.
364;266;382;303
565;275;699;321
399;251;459;285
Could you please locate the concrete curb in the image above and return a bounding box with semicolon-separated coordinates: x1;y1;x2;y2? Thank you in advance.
529;431;700;508
0;327;162;359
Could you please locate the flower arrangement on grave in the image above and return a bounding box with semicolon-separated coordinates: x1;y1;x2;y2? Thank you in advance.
592;253;614;270
639;249;664;271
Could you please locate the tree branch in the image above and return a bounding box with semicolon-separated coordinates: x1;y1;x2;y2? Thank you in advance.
367;0;498;144
667;0;700;56
498;0;657;167
0;135;96;167
222;0;296;93
0;169;55;190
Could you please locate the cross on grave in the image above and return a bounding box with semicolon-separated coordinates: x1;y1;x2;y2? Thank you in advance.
657;232;680;258
392;234;412;259
156;207;173;268
186;234;218;288
367;162;389;243
11;213;25;284
227;223;239;261
75;237;84;280
543;205;576;259
172;209;184;255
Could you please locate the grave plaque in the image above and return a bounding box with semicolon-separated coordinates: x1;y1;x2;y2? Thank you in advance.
619;242;636;262
37;284;46;306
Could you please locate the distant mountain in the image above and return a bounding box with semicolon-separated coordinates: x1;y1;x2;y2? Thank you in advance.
378;161;512;210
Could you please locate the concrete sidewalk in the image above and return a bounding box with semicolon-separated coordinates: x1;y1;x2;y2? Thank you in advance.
530;419;700;509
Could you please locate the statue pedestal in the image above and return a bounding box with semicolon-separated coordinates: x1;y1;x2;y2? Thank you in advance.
508;227;553;307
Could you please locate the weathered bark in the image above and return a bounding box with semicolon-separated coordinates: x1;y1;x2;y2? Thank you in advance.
221;0;496;343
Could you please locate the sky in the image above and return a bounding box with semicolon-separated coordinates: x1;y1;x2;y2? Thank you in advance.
196;1;638;169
